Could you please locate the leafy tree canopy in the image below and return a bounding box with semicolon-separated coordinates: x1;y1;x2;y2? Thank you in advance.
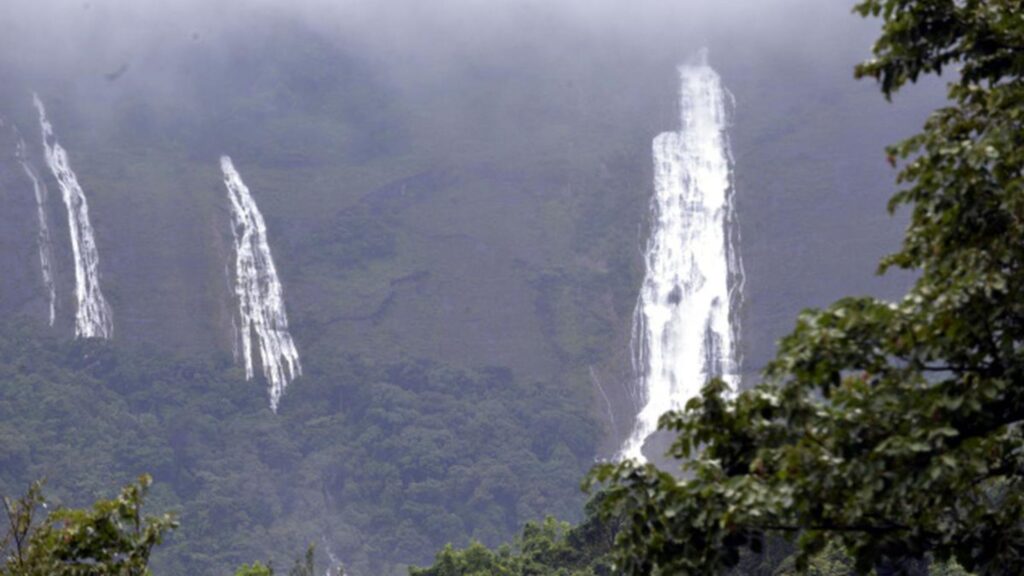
410;498;617;576
589;1;1024;574
233;562;274;576
0;476;176;576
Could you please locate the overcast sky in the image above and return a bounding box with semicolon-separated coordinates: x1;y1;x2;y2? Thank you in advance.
0;0;883;87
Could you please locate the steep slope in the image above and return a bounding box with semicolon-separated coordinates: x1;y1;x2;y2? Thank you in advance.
0;5;945;575
624;55;744;461
34;95;113;339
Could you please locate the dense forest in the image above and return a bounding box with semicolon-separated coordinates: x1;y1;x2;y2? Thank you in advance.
4;0;1014;575
0;320;601;574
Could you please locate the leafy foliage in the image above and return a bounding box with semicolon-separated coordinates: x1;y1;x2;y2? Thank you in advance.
589;1;1024;574
0;476;176;576
233;563;274;576
409;497;617;576
0;320;596;575
286;545;317;576
232;544;343;576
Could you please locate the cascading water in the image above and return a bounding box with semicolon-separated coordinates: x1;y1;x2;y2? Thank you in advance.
620;52;744;462
14;130;57;326
221;155;301;412
34;94;113;339
321;538;346;576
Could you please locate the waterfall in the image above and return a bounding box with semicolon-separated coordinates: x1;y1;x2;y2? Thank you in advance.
221;155;301;412
14;132;57;326
620;53;744;462
321;537;346;576
33;94;113;339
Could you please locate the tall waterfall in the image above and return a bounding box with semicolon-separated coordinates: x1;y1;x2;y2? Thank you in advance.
34;95;113;339
221;156;301;412
14;132;57;326
620;53;744;462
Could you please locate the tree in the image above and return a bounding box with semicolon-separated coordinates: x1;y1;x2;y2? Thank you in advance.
410;497;618;576
589;1;1024;574
233;543;343;576
1;475;177;576
234;562;274;576
287;544;317;576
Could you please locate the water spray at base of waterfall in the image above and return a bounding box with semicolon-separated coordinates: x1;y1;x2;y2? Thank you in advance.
620;51;744;462
34;94;113;339
221;155;301;412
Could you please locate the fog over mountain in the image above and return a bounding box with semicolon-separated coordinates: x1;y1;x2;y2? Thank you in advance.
0;0;895;135
0;1;945;574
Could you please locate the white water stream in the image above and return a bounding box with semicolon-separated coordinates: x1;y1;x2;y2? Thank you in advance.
221;155;301;412
34;95;113;339
620;54;743;461
14;132;57;326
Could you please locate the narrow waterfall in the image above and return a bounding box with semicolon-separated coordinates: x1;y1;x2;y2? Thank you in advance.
221;155;301;412
33;95;113;339
322;538;346;576
620;53;744;462
14;132;57;326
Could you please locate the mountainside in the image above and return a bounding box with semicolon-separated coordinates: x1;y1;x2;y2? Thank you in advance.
0;2;944;574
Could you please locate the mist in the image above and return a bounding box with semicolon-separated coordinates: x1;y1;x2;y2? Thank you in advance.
0;0;935;432
0;0;884;113
0;2;949;574
0;0;935;438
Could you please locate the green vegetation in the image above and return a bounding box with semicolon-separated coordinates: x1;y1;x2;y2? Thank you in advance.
410;514;976;576
0;476;176;576
589;1;1024;574
232;544;335;576
232;563;274;576
410;498;616;576
6;0;1007;569
0;320;596;575
0;477;335;576
0;24;646;571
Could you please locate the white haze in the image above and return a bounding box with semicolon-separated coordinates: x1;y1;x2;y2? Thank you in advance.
0;0;882;94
